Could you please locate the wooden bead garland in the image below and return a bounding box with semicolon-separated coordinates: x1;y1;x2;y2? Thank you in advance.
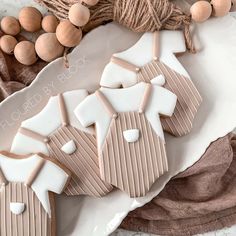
35;33;64;62
0;0;233;66
19;7;42;32
0;35;18;55
0;1;100;66
56;20;82;47
231;0;236;11
41;15;59;33
211;0;232;17
190;1;212;22
14;41;38;65
0;16;21;36
68;3;90;27
57;0;100;48
191;0;234;23
82;0;99;6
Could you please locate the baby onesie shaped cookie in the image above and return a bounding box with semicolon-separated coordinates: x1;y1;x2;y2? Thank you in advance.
100;30;202;137
75;82;177;197
11;90;113;197
0;151;70;236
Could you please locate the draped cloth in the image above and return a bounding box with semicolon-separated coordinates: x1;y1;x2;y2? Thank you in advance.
0;31;46;102
121;133;236;236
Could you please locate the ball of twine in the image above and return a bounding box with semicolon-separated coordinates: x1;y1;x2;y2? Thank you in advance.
38;0;195;53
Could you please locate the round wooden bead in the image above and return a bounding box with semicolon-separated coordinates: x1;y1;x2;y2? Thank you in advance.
41;15;59;33
19;7;42;32
69;3;90;27
190;1;212;22
230;0;236;12
56;20;82;47
0;35;17;54
211;0;231;17
14;41;37;65
35;33;64;62
82;0;99;6
0;16;21;36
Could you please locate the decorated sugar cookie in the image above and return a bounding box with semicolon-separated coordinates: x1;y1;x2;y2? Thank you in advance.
100;30;202;137
11;90;113;197
0;151;70;236
75;82;177;197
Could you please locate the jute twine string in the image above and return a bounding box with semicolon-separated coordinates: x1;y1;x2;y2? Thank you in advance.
38;0;195;53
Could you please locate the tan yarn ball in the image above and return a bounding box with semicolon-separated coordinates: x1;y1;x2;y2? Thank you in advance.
0;16;21;36
69;3;90;27
19;7;42;32
35;33;64;62
56;20;82;47
211;0;231;17
190;1;212;22
42;15;59;33
82;0;99;6
0;35;17;55
14;41;38;65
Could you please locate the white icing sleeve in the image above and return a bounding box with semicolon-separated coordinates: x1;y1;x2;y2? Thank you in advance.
159;90;177;117
74;94;98;128
34;160;69;194
150;86;177;117
11;132;49;156
74;93;113;149
31;157;70;216
100;63;137;88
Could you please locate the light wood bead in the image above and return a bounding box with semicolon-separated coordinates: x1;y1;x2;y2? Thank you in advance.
69;3;90;27
19;7;42;32
82;0;99;6
0;35;17;55
42;15;59;33
211;0;231;17
0;16;21;36
35;33;64;62
231;0;236;12
190;1;212;22
56;20;82;47
14;41;38;65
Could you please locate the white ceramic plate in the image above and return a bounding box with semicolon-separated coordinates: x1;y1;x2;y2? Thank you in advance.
1;1;236;236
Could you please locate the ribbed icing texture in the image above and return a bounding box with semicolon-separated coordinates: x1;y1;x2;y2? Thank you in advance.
47;125;113;196
18;93;113;197
137;60;202;136
0;182;51;236
99;111;168;198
